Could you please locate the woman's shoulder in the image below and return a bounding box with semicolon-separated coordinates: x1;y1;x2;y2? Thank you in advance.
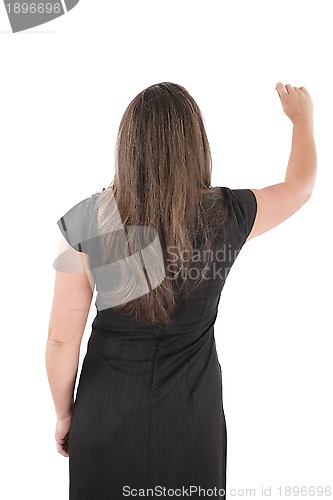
218;186;257;243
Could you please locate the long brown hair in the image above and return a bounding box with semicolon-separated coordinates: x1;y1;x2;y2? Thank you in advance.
91;82;227;325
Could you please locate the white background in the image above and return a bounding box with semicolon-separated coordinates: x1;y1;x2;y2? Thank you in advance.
1;0;332;498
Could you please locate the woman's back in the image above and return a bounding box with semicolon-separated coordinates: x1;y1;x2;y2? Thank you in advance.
46;82;317;500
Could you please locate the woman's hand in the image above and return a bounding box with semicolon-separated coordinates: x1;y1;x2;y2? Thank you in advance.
55;415;72;457
275;82;314;124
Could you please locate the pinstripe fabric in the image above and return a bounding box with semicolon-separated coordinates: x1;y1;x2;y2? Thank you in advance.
60;188;257;500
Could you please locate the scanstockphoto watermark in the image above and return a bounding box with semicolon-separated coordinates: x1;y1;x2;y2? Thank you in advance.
53;221;240;311
3;0;80;33
166;244;240;266
122;485;226;497
165;244;240;281
53;192;240;310
53;230;239;310
122;484;333;497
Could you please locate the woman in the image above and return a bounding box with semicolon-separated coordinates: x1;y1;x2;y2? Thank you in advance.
46;82;316;499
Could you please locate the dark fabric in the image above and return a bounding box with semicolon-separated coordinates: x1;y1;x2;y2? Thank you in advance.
56;187;257;499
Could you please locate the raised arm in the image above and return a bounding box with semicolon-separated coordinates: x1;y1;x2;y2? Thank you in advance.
247;82;317;241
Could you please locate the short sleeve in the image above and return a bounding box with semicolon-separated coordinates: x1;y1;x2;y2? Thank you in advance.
57;197;96;253
220;187;257;245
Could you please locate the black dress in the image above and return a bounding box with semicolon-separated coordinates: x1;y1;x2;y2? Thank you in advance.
56;186;257;500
